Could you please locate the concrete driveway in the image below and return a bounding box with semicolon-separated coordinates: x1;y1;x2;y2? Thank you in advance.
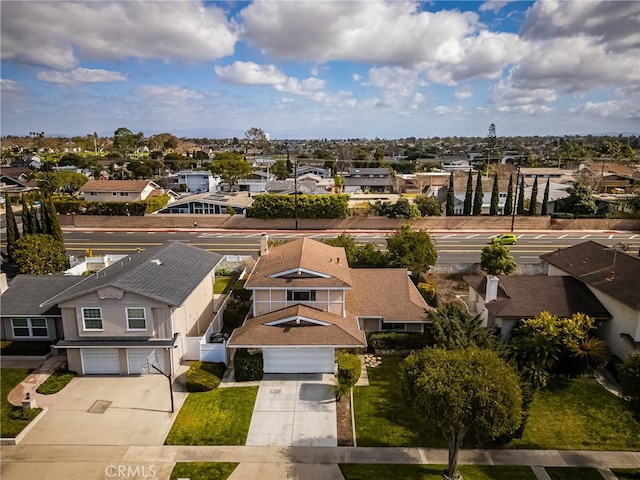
20;375;187;446
246;373;337;447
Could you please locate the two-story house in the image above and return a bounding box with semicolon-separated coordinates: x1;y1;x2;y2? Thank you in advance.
79;179;178;203
341;168;394;193
170;171;219;194
40;242;222;375
227;236;430;373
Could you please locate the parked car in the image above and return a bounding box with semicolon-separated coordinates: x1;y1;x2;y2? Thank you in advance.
489;233;518;245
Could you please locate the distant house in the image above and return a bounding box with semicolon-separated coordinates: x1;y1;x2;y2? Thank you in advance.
158;191;254;215
79;179;178;203
169;171;219;194
295;166;332;179
236;171;274;193
0;167;38;196
342;168;394;193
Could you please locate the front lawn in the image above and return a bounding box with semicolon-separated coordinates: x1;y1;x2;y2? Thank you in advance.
1;368;43;437
545;467;605;480
511;377;640;450
36;368;76;395
340;465;537;480
170;462;238;480
165;387;257;445
1;341;52;356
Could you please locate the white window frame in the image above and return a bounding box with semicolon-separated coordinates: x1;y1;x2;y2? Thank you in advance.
11;318;48;338
126;307;147;331
82;308;103;331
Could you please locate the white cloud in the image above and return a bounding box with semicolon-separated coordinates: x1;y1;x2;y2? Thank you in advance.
455;89;472;100
1;1;237;69
353;74;362;82
434;105;463;115
1;78;25;95
491;77;557;115
479;1;517;14
214;61;287;85
570;100;639;120
135;85;204;102
36;67;127;85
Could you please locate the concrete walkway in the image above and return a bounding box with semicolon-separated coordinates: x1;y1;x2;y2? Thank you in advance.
7;355;68;408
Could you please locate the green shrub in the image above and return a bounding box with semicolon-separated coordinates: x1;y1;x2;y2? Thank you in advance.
223;309;245;329
246;194;349;219
234;349;263;381
231;279;251;301
36;368;76;395
417;282;437;306
368;332;433;350
185;361;226;392
337;354;361;389
619;354;640;418
9;407;42;421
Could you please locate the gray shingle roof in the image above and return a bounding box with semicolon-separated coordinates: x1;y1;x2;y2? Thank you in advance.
42;242;222;307
1;275;85;317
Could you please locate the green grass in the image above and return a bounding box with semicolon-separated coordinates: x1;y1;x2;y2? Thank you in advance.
214;276;233;294
612;469;640;480
511;377;640;450
545;467;605;480
36;368;76;395
170;462;238;480
0;341;52;356
165;387;257;445
1;368;43;437
339;464;537;480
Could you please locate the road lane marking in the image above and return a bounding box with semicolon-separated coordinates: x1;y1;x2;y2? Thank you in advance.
465;234;478;238
441;234;454;238
534;234;545;239
580;235;590;239
609;234;614;239
559;234;567;238
631;235;638;239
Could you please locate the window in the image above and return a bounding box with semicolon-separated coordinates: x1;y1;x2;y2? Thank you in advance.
89;192;98;196
286;290;316;301
126;308;146;330
11;318;48;338
381;322;405;331
82;308;103;330
119;192;128;196
112;192;117;196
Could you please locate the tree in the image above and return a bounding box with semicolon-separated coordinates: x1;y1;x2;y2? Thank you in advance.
486;123;497;165
563;337;611;378
463;170;473;215
324;233;358;265
528;175;538;216
503;174;514;216
20;195;35;236
489;174;499;215
446;173;455;216
386;223;438;280
430;303;498;351
517;176;526;215
244;127;268;154
4;194;20;261
402;347;522;480
271;159;289;180
473;173;483;216
480;243;516;275
113;127;135;161
334;175;344;193
127;160;154;179
558;183;597;217
324;233;390;268
541;179;550;215
412;174;432;195
13;234;67;274
209;152;253;190
619;354;640;418
414;195;442;216
41;195;64;246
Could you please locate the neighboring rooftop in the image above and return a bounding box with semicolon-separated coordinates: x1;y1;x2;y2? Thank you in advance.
79;179;156;192
1;275;84;317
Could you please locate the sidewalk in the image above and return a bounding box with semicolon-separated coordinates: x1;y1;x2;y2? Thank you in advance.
7;355;68;408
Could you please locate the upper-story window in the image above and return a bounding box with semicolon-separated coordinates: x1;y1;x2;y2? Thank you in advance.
126;308;146;330
119;192;129;196
11;318;48;338
287;290;316;302
82;308;103;330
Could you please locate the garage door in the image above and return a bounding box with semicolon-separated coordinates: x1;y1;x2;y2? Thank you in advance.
263;347;334;374
127;349;166;375
82;348;120;375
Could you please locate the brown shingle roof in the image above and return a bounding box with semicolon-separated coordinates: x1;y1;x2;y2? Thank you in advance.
463;274;611;320
347;268;432;322
540;241;640;310
227;304;366;347
245;238;352;289
79;179;152;192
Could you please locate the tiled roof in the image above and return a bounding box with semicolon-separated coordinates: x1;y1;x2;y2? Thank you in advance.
463;274;611;319
540;241;640;310
79;179;153;192
245;238;352;289
1;275;85;317
227;304;365;347
42;242;222;307
347;269;432;322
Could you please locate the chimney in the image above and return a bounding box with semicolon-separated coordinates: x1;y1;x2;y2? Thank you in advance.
485;275;499;302
260;233;269;256
0;273;8;294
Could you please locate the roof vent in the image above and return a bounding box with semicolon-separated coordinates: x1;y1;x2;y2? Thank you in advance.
150;259;162;266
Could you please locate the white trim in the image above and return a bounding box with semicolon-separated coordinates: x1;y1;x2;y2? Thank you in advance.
265;316;331;327
81;307;104;331
268;268;330;279
125;307;147;331
10;318;49;338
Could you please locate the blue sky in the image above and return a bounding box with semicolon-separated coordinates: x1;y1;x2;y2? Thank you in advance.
1;0;638;139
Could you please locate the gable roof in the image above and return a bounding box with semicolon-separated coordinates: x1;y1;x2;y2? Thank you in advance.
227;304;366;347
347;269;432;322
245;238;352;289
41;242;222;307
1;275;85;317
463;275;611;320
540;241;640;310
79;179;156;193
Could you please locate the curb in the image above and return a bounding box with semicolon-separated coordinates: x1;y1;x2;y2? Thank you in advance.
0;407;48;445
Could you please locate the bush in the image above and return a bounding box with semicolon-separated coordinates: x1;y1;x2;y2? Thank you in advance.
232;279;251;302
246;194;349;219
223;309;245;329
9;408;42;421
337;354;361;390
619;354;640;418
368;332;433;351
185;361;226;392
417;282;437;306
234;349;263;381
36;368;76;395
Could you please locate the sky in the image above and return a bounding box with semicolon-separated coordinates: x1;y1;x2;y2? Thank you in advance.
1;0;639;139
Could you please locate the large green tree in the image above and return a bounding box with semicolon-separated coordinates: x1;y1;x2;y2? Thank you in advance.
463;170;473;215
517;176;526;215
430;303;498;351
13;234;67;274
480;243;516;275
541;179;550;215
386;223;437;280
528;175;538;216
473;173;483;216
559;182;597;217
113;127;135;161
402;348;522;480
503;174;514;216
209;152;253;190
489;173;499;215
414;195;442;216
4;195;20;261
271;159;289;180
446;173;455;216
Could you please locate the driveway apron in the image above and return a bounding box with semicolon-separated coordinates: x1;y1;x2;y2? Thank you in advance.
246;373;337;447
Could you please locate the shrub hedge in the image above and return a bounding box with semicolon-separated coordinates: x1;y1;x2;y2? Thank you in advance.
234;349;263;382
337;353;361;389
368;331;433;350
246;194;349;219
52;194;171;216
185;361;226;392
417;282;437;307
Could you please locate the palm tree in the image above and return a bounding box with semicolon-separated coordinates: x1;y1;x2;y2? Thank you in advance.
563;337;612;378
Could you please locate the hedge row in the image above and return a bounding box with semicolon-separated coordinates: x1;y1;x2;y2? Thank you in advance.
185;361;226;392
337;353;361;389
234;349;263;381
367;331;434;350
52;194;171;216
246;194;349;219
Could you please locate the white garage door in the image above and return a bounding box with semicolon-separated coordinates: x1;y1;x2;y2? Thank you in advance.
263;347;334;374
82;348;120;375
127;349;166;375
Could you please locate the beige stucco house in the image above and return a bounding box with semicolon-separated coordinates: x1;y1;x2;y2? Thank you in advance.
79;179;177;203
